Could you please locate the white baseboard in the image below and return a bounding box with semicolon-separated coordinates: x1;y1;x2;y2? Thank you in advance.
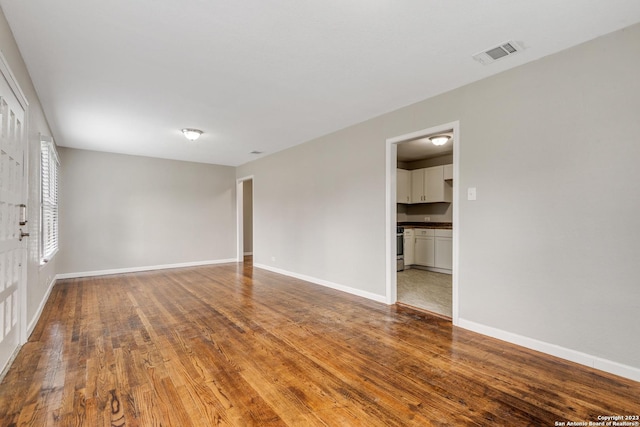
0;344;21;382
56;258;237;280
254;263;387;304
27;275;57;338
458;318;640;383
410;265;452;275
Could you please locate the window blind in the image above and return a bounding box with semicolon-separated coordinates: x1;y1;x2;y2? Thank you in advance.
41;137;59;263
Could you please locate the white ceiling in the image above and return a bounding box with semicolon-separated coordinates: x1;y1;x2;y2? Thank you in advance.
2;1;640;166
397;132;453;163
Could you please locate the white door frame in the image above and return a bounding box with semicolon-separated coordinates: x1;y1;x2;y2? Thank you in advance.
0;52;30;348
385;121;460;325
236;175;254;261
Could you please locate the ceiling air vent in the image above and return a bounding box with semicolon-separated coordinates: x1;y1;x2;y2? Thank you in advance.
472;40;523;65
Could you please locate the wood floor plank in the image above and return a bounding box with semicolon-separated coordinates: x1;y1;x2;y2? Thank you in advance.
1;260;639;426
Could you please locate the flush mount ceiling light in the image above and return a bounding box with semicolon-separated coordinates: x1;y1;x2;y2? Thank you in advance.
429;135;450;146
181;128;203;141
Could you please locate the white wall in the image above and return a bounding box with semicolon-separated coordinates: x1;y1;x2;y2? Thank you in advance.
57;148;237;275
238;24;640;372
238;121;387;300
0;8;57;335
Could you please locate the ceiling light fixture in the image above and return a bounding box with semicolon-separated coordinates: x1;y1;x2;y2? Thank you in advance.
429;135;450;146
181;128;203;141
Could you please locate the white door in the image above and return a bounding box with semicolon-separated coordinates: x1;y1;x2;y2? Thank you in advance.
0;58;27;371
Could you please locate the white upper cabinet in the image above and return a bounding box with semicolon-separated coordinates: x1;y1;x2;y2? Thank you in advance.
397;169;411;204
443;164;453;181
410;166;452;204
411;169;425;203
425;166;445;202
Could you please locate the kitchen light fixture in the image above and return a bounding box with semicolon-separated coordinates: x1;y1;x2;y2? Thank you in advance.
429;135;450;146
181;128;203;141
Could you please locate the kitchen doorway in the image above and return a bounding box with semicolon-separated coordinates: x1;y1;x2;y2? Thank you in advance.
236;176;254;263
385;122;459;324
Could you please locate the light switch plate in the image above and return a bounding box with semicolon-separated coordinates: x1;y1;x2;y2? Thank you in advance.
467;187;477;201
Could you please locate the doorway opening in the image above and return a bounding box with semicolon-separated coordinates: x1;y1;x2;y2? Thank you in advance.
236;176;254;263
385;122;459;325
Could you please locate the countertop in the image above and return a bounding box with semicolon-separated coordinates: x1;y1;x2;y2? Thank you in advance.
398;222;452;230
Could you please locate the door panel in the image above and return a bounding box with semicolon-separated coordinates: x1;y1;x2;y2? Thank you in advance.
0;67;26;371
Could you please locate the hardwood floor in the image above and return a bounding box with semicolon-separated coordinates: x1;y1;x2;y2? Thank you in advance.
1;261;638;426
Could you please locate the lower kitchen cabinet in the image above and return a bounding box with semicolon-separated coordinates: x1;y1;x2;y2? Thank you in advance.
434;229;453;270
403;228;415;265
409;228;452;273
414;229;435;267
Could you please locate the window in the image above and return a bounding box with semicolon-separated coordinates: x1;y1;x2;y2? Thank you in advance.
40;137;59;264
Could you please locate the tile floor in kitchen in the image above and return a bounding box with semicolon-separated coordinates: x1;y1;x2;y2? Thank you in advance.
397;268;452;318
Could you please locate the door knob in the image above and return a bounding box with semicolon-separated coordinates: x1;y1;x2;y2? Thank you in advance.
19;229;30;241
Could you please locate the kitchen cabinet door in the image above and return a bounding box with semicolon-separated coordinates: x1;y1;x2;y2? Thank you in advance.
435;236;453;270
414;229;435;267
410;169;425;203
410;166;452;204
414;236;435;267
425;166;445;202
403;229;414;265
397;169;411;204
443;164;453;181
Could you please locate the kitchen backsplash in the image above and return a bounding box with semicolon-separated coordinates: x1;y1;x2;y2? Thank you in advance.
397;202;452;223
